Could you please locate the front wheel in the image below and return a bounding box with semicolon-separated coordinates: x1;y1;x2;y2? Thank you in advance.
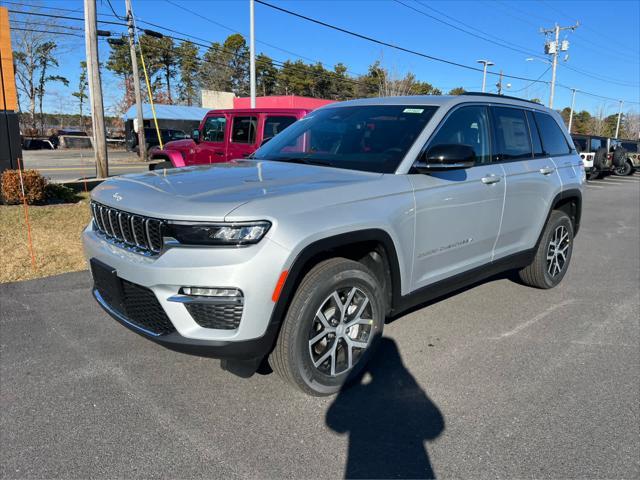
518;210;574;289
614;161;633;176
270;258;385;396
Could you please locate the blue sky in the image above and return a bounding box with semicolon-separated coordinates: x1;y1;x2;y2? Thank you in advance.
6;0;640;117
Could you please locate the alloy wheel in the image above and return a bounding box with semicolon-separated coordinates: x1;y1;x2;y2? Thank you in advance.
308;287;374;377
546;225;570;277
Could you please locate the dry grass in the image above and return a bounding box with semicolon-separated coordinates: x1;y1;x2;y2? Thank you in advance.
0;193;92;284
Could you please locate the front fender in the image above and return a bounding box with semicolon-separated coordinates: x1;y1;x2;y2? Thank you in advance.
149;149;186;167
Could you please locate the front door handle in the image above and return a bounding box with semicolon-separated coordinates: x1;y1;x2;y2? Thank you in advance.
539;166;555;175
481;174;501;185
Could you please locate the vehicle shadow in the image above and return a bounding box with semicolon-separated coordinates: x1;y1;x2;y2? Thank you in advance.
326;337;445;479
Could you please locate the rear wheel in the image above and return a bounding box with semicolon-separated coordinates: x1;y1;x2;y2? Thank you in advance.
518;210;574;289
614;161;633;176
588;169;600;180
270;258;385;396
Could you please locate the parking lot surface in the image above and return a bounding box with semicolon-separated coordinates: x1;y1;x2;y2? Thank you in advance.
1;174;639;479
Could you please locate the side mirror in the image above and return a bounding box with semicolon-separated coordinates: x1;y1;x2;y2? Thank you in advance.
192;129;200;143
260;136;273;147
414;144;476;172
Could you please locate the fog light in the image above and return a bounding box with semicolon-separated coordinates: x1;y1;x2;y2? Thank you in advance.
181;287;243;297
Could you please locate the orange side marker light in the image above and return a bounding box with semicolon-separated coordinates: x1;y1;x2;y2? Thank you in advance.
272;270;289;302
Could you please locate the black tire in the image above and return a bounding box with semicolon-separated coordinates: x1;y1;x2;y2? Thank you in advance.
614;160;633;176
149;161;173;171
270;258;385;396
612;147;627;168
518;210;574;289
593;147;608;171
588;169;600;180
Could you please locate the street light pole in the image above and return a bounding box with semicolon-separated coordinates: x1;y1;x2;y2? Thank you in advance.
568;88;577;133
477;59;494;93
249;0;256;108
615;100;623;139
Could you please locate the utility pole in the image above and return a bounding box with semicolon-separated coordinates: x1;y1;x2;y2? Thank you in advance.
496;70;504;95
125;0;147;159
568;88;577;133
541;22;578;108
84;0;108;177
477;59;494;93
249;0;256;108
615;100;623;139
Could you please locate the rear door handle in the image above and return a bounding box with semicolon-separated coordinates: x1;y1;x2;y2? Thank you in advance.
481;174;501;185
539;166;555;175
214;151;224;156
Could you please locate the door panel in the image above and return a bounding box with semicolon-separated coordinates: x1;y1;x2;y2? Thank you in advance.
410;166;505;289
410;104;504;290
194;115;228;164
226;115;259;160
492;108;562;259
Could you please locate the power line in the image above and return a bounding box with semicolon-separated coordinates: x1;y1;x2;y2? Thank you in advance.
10;27;84;37
392;0;546;61
509;66;551;92
254;0;549;84
162;0;364;78
8;9;127;27
402;0;638;86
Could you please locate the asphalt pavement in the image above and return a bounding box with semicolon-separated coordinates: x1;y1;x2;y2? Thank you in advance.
1;174;638;479
22;149;149;182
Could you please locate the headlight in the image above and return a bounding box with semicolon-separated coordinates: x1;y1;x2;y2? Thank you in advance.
166;221;271;246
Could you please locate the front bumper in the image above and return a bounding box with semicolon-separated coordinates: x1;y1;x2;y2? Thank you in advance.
83;224;292;359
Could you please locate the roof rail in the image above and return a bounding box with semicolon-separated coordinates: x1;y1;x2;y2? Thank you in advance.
461;92;545;106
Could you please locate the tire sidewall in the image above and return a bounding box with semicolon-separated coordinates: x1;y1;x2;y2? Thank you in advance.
540;213;574;288
288;266;385;396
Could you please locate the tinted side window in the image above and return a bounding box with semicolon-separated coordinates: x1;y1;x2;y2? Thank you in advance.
231;116;257;144
202;116;226;143
526;110;545;157
428;105;491;164
534;112;571;156
590;138;604;151
492;107;532;160
572;136;587;153
621;142;639;152
263;116;297;139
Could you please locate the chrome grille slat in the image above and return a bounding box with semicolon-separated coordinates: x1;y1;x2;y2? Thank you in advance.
90;201;163;256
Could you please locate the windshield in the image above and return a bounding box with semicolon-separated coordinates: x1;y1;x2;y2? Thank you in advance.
253;105;438;173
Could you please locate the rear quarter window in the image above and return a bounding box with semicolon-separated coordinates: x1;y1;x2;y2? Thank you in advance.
534;112;572;156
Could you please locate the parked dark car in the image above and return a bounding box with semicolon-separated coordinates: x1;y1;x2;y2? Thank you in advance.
126;128;189;154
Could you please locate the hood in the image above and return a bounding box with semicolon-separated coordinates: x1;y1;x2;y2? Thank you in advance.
163;138;194;150
91;160;382;221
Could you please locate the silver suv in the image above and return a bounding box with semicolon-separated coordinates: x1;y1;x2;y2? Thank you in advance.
83;94;584;396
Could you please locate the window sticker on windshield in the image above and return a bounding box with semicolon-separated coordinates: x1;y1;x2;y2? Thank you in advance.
403;108;424;114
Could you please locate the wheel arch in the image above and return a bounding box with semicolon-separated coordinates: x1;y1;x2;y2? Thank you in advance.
269;229;403;330
550;188;582;238
149;149;185;167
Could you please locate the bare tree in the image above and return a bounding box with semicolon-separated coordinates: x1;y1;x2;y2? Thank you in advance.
591;104;606;136
11;8;69;134
72;61;88;130
623;111;640;140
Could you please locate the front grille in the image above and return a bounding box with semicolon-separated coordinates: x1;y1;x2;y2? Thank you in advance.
185;302;243;330
91;202;164;255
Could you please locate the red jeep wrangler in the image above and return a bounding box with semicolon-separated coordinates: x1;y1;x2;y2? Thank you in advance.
149;108;311;168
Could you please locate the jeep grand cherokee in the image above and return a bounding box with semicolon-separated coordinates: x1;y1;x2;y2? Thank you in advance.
84;94;584;396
